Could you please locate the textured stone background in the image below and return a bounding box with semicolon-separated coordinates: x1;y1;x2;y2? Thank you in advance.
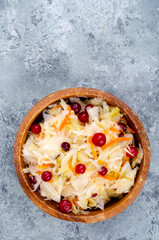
0;0;159;239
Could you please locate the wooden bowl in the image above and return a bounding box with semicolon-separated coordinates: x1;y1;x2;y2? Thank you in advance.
14;88;151;223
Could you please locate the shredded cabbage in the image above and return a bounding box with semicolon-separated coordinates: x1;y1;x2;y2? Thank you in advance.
22;97;143;214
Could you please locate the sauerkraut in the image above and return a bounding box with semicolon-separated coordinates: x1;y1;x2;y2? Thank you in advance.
22;97;143;214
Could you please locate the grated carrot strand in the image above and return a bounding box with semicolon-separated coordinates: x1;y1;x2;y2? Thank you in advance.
41;133;45;139
99;174;117;181
88;136;98;159
73;198;77;207
98;160;105;166
37;164;49;170
37;170;42;175
48;179;54;183
59;106;71;131
68;159;77;175
101;137;131;151
127;125;135;134
120;118;127;125
110;126;121;134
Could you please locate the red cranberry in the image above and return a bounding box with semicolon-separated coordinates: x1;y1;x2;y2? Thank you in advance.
92;133;106;147
61;142;70;151
75;164;86;174
126;146;138;158
41;171;52;182
118;123;127;132
78;112;89;123
98;167;108;176
29;175;37;184
92;193;97;198
85;104;94;112
31;124;41;134
59;199;72;213
119;132;124;137
70;102;81;114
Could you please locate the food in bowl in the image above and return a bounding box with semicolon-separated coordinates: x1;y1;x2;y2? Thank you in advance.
22;97;143;214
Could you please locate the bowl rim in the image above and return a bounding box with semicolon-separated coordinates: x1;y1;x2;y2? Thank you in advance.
14;87;151;223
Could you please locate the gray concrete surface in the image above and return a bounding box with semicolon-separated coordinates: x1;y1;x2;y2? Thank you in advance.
0;0;159;239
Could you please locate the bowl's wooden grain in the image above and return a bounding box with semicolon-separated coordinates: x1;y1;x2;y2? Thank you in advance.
14;88;151;223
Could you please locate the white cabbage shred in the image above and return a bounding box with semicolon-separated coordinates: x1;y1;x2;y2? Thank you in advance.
22;97;143;214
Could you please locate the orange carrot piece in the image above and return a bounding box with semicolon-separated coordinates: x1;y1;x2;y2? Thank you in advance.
120;118;127;125
122;162;125;167
53;104;62;109
115;172;119;179
101;141;115;150
110;127;121;134
52;123;57;130
48;179;54;183
37;164;49;170
68;159;77;175
29;174;33;177
98;160;105;166
37;170;42;175
99;174;117;181
122;156;130;167
103;129;109;135
127;125;135;134
41;133;45;139
49;163;55;168
111;135;116;141
88;136;98;159
125;156;130;162
59;105;71;131
101;137;131;151
36;134;40;138
73;198;77;207
88;198;94;204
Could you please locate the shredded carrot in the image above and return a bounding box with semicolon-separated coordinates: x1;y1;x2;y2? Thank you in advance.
122;156;130;167
73;198;77;207
115;172;119;179
29;174;33;177
101;137;131;151
49;163;55;168
53;104;62;109
102;126;120;137
41;133;45;139
101;141;115;150
111;135;116;141
59;105;71;131
99;174;117;181
103;129;109;135
36;134;40;138
122;162;125;167
127;125;135;134
88;198;94;204
88;136;98;159
37;170;42;175
52;123;57;130
68;159;77;175
120;118;127;125
98;160;105;166
48;179;54;183
125;156;130;162
37;164;49;170
110;127;121;134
